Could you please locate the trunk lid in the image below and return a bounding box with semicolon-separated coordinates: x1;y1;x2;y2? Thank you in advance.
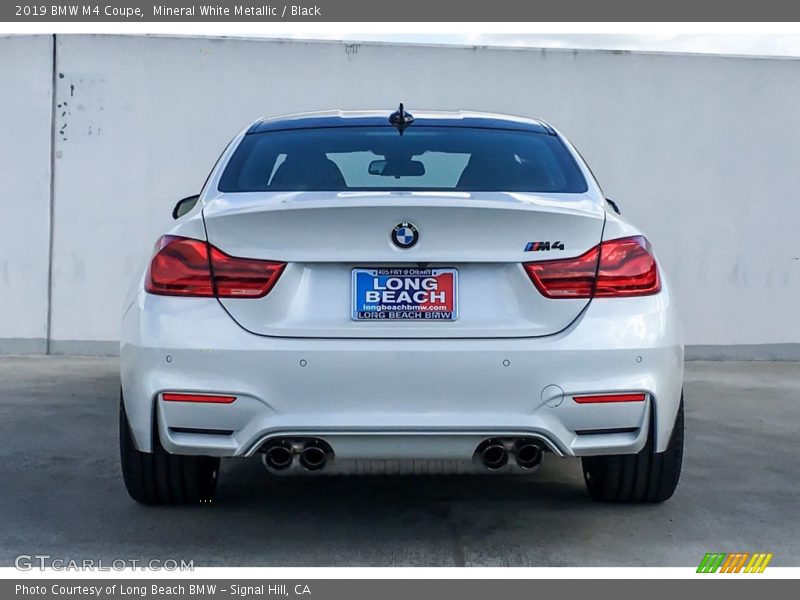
202;191;605;338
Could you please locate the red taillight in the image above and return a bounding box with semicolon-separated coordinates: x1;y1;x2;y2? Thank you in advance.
573;392;646;404
145;236;285;298
524;245;600;299
146;236;214;297
523;236;660;299
593;236;661;298
162;392;236;404
209;244;286;298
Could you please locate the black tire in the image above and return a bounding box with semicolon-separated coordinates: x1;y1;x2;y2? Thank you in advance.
119;393;220;505
581;394;684;503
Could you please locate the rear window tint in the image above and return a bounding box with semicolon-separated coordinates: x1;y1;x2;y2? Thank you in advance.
219;126;587;193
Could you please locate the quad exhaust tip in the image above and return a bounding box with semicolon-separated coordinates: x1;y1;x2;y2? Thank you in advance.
299;446;328;472
476;438;545;471
515;441;544;469
480;443;509;470
264;444;293;471
262;438;333;473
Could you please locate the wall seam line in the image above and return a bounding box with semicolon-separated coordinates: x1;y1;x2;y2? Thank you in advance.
45;33;58;355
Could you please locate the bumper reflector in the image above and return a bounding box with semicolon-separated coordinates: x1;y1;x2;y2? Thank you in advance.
162;393;236;404
573;393;646;404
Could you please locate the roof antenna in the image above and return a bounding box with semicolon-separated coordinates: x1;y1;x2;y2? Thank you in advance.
388;103;414;135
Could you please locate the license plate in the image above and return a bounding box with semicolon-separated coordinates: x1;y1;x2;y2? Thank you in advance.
352;268;458;321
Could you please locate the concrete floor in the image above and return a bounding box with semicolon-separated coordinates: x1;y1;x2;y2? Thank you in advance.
0;356;797;567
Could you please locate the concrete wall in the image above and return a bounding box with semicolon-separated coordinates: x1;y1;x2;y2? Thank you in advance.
2;34;799;357
0;35;53;354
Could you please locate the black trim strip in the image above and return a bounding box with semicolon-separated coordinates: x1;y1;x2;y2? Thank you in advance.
169;427;234;436
575;427;638;436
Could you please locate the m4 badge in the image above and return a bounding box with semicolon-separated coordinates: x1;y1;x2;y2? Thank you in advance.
524;241;565;252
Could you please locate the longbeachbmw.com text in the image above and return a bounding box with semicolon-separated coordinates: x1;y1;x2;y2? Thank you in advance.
13;4;323;18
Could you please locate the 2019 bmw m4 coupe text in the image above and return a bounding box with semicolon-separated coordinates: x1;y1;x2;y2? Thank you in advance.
120;107;684;505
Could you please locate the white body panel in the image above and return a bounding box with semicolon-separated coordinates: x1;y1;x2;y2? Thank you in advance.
203;192;604;338
120;113;684;474
121;281;682;460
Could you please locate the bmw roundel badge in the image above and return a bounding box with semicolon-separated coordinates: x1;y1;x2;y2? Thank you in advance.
391;222;419;249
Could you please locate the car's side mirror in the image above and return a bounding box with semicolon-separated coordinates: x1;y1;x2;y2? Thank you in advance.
605;198;621;215
172;195;200;220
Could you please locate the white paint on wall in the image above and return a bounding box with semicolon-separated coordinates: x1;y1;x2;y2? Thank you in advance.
4;35;800;351
0;35;52;347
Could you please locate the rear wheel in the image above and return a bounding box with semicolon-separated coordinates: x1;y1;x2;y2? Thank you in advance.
119;393;220;505
581;394;684;503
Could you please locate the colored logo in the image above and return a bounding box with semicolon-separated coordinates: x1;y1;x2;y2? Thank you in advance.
352;268;457;321
391;222;418;249
524;241;564;252
697;552;773;573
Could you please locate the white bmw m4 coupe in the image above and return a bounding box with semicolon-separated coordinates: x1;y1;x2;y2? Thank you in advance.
120;107;684;505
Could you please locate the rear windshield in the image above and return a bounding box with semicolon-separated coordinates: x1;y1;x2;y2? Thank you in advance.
218;126;588;193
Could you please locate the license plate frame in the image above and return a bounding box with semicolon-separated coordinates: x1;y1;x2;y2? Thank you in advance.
351;267;458;321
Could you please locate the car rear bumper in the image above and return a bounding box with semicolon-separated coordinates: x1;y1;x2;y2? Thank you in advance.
121;287;683;462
